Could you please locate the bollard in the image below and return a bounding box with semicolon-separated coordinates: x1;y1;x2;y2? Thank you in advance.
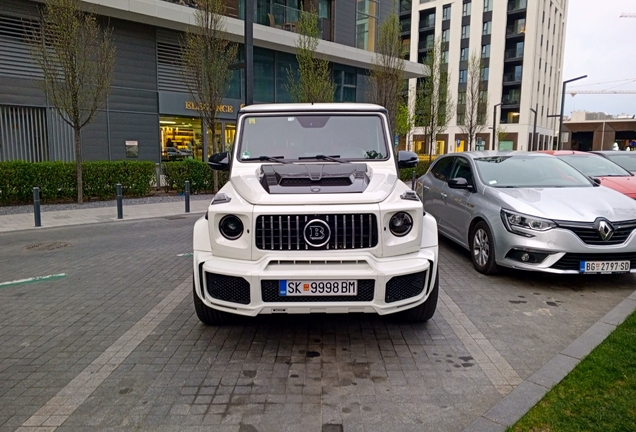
116;183;123;219
185;180;190;213
411;170;416;190
33;187;41;227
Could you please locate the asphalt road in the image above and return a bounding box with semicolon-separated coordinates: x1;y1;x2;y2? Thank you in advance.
0;216;634;432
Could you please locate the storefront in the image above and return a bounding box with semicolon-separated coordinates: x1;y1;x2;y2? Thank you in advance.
158;91;241;162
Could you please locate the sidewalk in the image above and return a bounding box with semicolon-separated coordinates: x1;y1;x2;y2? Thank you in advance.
0;197;211;233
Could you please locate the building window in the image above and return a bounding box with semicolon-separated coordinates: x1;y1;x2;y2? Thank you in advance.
333;64;357;102
356;0;379;51
442;28;449;42
457;90;466;105
462;1;471;16
441;50;449;64
460;47;468;61
482;21;491;35
461;24;470;39
442;4;451;20
481;66;489;81
457;113;465;125
459;69;467;83
481;44;490;58
484;0;492;12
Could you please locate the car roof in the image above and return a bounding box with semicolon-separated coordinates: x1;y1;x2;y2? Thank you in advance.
437;151;555;160
238;103;388;115
591;150;636;155
543;150;592;156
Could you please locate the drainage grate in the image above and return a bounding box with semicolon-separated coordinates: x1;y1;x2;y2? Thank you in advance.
23;242;71;251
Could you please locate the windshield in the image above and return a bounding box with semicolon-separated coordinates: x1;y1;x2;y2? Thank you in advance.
237;114;389;161
605;153;636;171
558;154;631;177
475;156;593;188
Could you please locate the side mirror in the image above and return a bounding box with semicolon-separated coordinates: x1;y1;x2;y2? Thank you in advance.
397;151;419;169
448;177;473;190
590;176;601;186
208;152;230;171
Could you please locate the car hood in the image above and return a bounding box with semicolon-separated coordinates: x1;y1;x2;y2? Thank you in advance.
488;186;636;222
598;176;636;198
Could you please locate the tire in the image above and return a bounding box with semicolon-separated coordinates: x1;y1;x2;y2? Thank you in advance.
469;221;500;275
398;270;439;322
193;277;232;325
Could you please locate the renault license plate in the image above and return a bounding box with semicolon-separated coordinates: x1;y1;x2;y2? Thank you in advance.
580;261;630;274
279;280;358;296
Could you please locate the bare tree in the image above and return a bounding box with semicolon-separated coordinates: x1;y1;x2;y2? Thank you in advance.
414;39;454;158
367;6;406;136
30;0;115;203
458;53;489;151
286;7;335;103
181;0;238;192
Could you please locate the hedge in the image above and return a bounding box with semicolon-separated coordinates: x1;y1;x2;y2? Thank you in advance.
0;160;156;205
399;160;433;183
162;159;228;194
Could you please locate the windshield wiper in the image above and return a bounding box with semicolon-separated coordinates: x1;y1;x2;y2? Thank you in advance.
297;154;344;163
241;155;288;163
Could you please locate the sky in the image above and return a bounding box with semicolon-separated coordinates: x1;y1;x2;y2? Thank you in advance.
562;0;636;116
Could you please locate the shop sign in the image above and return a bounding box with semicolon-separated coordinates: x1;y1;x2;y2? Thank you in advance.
185;101;234;113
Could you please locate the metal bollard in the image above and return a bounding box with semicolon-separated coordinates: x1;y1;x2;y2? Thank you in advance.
185;180;190;213
116;183;123;219
411;170;416;190
33;187;41;227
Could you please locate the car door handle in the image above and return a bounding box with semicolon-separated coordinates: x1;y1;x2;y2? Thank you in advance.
440;192;447;199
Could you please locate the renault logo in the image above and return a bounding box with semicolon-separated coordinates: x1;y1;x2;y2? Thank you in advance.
597;219;614;241
303;219;331;247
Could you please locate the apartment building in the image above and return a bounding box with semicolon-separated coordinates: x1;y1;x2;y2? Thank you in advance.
0;0;422;163
401;0;568;153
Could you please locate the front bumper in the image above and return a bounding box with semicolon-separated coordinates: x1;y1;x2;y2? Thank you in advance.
492;222;636;274
193;248;437;316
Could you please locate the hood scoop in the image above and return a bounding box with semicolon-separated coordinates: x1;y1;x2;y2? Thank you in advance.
259;163;370;194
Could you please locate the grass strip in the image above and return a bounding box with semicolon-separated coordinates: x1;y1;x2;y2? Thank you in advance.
509;309;636;432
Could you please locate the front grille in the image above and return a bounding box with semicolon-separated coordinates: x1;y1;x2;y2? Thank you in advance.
261;280;375;302
557;220;636;245
551;252;636;271
385;271;427;303
205;272;251;304
255;214;378;250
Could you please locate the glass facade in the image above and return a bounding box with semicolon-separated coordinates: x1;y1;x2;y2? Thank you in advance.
356;0;378;51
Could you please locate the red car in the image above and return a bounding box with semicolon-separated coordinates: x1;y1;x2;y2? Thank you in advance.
543;150;636;199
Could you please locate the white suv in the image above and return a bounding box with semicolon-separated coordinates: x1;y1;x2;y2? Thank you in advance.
192;103;439;324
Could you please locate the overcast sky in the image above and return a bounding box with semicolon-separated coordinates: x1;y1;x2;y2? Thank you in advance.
562;0;636;116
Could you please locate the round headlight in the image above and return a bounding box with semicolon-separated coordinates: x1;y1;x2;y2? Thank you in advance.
219;215;244;240
389;212;413;237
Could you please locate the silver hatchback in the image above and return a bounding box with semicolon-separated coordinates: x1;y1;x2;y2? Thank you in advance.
415;151;636;275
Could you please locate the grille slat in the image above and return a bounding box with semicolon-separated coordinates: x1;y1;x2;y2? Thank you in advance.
557;220;636;246
255;213;378;251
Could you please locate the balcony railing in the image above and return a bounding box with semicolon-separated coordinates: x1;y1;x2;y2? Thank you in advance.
257;3;332;41
419;17;435;30
504;48;524;60
506;23;526;36
502;95;520;105
401;18;411;33
503;73;523;83
508;0;527;12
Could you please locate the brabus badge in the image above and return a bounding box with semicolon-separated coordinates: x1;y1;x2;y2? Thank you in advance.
303;219;331;247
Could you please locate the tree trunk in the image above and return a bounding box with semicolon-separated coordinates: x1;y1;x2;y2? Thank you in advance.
74;127;83;204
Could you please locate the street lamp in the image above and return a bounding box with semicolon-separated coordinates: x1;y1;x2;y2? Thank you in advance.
529;103;537;150
558;75;587;150
491;102;502;150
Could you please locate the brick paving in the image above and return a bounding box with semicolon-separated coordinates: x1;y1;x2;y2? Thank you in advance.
0;216;634;431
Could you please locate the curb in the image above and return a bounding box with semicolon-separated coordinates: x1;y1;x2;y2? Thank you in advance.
463;289;636;432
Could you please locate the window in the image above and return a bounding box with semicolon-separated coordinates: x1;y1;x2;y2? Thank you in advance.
482;21;491;35
431;156;455;181
462;1;471;16
450;157;474;184
461;24;470;39
457;91;466;105
456;113;465;126
443;4;451;20
481;44;490;58
483;0;492;11
333;64;357;102
481;66;489;81
442;28;450;42
460;47;469;61
459;69;467;83
441;50;449;64
356;0;379;51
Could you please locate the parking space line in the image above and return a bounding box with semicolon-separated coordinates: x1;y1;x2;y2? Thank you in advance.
16;279;191;431
438;287;523;395
0;274;67;289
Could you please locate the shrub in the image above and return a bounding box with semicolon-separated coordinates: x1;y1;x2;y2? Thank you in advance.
162;159;228;194
399;160;433;183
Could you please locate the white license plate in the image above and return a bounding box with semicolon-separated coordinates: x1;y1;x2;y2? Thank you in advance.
580;261;631;274
279;280;358;296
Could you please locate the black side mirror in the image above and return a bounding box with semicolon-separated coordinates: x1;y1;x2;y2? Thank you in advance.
448;177;473;190
590;176;601;186
397;151;419;169
208;152;230;171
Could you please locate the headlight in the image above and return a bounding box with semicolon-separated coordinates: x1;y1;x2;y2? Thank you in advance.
501;209;555;236
219;215;244;240
389;212;413;237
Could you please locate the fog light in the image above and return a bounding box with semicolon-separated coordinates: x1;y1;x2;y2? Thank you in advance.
521;253;530;262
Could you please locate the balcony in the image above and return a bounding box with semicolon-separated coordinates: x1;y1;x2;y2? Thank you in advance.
503;72;522;84
508;0;527;13
501;95;520;106
506;23;526;38
258;3;332;41
400;18;411;33
419;17;435;31
504;48;524;61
